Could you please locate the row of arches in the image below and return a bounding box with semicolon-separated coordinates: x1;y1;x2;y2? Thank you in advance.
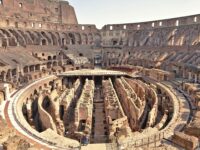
126;25;200;47
0;28;102;47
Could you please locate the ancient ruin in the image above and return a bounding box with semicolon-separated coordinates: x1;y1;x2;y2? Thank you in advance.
0;0;199;150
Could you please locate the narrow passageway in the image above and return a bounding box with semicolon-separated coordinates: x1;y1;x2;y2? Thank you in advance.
64;78;83;135
91;83;108;143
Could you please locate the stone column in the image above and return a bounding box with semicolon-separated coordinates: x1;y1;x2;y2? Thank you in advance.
195;74;198;83
33;66;35;72
3;84;10;100
26;98;33;124
16;65;20;80
188;72;192;80
182;69;185;78
60;55;64;66
9;71;13;82
198;74;200;83
2;72;6;82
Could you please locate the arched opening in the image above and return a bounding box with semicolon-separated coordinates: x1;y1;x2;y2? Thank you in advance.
94;34;101;47
82;34;88;44
42;96;51;112
49;32;58;46
0;71;6;81
31;99;43;132
22;103;28;121
59;105;64;120
79;53;83;57
62;38;65;46
48;56;52;60
68;33;75;45
53;56;57;60
53;61;58;67
34;89;38;95
112;39;118;46
41;39;47;46
41;32;51;45
88;33;93;44
2;38;7;48
75;33;82;44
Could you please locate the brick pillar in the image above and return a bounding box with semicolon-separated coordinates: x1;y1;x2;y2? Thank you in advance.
9;71;13;82
2;72;6;82
4;84;10;100
194;74;197;83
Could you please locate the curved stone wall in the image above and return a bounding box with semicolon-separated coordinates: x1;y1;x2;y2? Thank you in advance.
102;14;200;30
6;69;192;149
101;14;200;47
37;94;57;132
0;27;100;47
9;75;80;149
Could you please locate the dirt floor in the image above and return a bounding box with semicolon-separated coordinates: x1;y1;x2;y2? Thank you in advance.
0;117;38;150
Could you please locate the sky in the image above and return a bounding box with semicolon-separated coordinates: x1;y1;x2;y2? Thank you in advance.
67;0;200;29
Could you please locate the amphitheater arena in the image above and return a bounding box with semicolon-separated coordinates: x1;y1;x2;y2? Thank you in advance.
0;0;200;150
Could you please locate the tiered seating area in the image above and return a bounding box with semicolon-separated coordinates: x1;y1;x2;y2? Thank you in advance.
1;1;200;149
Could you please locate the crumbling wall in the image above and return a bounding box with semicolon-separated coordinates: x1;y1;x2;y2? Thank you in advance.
172;132;199;150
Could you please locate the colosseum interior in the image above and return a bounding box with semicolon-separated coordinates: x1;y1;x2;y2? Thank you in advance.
0;0;200;150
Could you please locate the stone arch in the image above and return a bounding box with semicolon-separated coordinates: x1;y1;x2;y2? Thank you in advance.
53;61;58;66
26;31;36;44
53;55;57;60
34;31;48;46
75;33;81;44
167;29;177;46
18;30;33;45
42;96;52;114
0;29;17;46
189;25;200;46
34;89;38;95
88;33;93;44
94;33;102;47
26;31;40;45
81;33;88;44
175;35;186;46
48;56;52;60
15;30;27;45
41;39;47;46
41;31;52;45
0;29;11;37
68;33;76;45
0;71;6;81
23;66;29;73
47;62;52;69
192;37;200;45
8;29;26;46
22;102;28;121
61;33;70;45
48;32;58;46
55;32;62;46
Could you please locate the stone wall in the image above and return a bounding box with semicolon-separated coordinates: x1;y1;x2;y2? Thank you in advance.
172;132;199;150
0;0;77;24
101;14;200;47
